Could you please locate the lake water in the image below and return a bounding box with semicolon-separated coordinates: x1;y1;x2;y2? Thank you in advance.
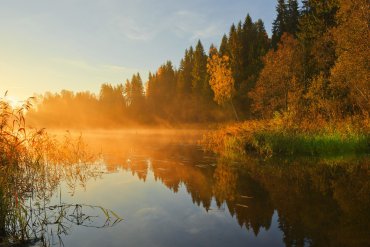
29;130;370;246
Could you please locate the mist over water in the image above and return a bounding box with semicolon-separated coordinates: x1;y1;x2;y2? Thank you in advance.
2;0;368;246
43;129;370;247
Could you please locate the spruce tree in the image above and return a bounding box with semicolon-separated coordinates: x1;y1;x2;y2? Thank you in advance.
228;24;243;90
219;34;229;56
177;47;194;95
286;0;299;35
191;40;207;96
255;19;270;56
298;0;339;82
130;73;145;113
271;0;287;48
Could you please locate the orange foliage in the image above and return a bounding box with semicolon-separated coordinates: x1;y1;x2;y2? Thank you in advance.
330;0;369;117
249;34;303;118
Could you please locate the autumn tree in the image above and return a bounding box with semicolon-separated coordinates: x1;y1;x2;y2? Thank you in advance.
221;15;270;118
298;0;339;82
303;73;339;122
329;0;369;117
249;34;303;118
207;49;238;120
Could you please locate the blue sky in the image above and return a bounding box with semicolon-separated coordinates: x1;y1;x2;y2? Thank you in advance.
0;0;277;101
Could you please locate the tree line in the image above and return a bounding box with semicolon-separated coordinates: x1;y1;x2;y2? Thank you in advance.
27;0;369;128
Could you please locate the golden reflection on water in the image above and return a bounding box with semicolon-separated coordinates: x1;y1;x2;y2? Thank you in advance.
0;130;121;246
72;129;370;247
1;129;369;247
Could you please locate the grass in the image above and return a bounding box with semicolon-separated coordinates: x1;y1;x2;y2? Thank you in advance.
202;116;369;158
253;131;368;156
0;95;122;246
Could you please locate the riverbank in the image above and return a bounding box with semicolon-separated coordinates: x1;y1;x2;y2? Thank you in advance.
201;117;369;159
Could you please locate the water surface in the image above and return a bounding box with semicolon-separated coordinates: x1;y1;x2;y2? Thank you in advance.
34;130;370;246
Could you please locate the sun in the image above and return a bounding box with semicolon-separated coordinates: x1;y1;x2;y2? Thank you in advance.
4;95;23;109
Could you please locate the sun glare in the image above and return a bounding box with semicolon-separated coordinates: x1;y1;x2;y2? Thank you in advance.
5;96;23;109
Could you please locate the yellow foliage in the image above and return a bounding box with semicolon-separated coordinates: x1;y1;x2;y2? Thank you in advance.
207;53;235;105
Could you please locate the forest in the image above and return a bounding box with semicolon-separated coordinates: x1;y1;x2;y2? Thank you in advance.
0;1;369;245
27;0;368;130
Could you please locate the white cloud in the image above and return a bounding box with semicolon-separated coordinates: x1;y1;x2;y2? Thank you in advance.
53;57;145;75
110;15;159;41
171;10;223;41
107;9;222;43
135;207;166;220
191;25;221;40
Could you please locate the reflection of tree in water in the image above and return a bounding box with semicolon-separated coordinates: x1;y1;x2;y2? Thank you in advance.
247;157;370;247
213;159;274;235
121;144;216;210
126;159;149;182
213;162;238;203
119;147;369;247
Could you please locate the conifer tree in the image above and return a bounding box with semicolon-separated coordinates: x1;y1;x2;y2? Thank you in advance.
177;47;194;96
271;0;287;48
255;20;270;59
228;24;243;90
129;73;145;117
298;0;339;82
286;0;299;35
131;74;144;104
191;40;207;97
241;14;256;79
219;34;229;56
124;80;132;107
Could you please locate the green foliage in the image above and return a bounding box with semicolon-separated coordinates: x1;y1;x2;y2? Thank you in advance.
221;15;270;118
298;0;339;80
272;0;287;48
192;40;208;97
202;118;369;158
177;47;194;96
271;0;299;48
253;131;368;157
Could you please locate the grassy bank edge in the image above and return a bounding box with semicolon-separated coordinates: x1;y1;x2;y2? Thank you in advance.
201;119;370;159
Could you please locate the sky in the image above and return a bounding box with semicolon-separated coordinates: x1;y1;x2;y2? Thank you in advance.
0;0;277;102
